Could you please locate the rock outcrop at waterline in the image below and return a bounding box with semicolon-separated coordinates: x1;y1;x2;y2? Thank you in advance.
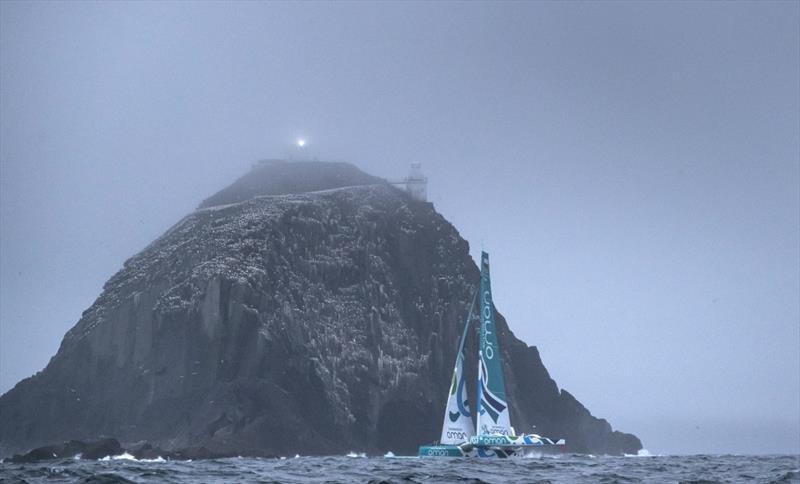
0;160;641;457
6;438;123;463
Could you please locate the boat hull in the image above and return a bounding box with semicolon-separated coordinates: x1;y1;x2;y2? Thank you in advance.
469;434;564;447
418;442;566;458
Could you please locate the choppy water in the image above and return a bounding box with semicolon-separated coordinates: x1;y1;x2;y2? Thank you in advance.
1;453;798;483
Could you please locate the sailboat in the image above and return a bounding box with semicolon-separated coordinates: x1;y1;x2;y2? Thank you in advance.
418;251;566;458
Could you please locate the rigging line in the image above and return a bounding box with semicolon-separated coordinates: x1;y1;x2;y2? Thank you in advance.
458;287;480;357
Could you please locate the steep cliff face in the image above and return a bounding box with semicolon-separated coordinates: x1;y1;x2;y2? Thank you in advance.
0;161;641;457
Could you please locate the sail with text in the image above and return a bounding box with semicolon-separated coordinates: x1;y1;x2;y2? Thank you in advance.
475;251;513;436
439;290;477;445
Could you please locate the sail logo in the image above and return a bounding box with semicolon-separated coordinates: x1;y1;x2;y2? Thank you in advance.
426;448;454;457
472;435;510;446
456;370;471;417
481;290;495;360
446;429;469;440
479;359;507;423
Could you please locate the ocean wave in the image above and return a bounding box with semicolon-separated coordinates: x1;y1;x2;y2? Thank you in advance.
76;472;135;483
768;470;799;483
99;453;165;463
624;449;656;457
1;454;797;483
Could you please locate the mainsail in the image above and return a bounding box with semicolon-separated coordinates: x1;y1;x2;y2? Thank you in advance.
476;251;513;436
439;290;477;445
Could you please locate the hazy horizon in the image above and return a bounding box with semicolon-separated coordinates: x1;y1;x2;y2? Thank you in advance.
1;1;798;455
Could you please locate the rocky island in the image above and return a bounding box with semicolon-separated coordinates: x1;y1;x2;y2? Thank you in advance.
0;160;641;458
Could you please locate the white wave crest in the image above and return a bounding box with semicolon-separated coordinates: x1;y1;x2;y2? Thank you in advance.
139;456;166;463
346;451;366;458
638;449;652;456
100;452;135;461
99;453;165;462
523;451;563;459
624;449;654;457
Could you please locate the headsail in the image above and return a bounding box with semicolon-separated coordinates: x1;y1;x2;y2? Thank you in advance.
476;251;513;436
439;290;477;445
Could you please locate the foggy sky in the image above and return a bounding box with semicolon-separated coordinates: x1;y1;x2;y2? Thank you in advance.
1;1;798;455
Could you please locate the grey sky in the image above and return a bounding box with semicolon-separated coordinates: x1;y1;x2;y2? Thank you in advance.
1;1;797;455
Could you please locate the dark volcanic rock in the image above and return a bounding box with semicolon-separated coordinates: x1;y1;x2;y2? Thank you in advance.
7;438;122;463
0;160;641;457
199;159;385;209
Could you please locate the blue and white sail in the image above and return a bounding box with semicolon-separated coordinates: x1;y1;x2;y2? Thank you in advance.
418;250;566;457
476;251;513;436
439;292;476;445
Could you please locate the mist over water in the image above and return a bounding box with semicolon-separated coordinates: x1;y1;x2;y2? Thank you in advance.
1;1;798;456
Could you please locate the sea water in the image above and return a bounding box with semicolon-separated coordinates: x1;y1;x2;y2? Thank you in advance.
1;453;797;483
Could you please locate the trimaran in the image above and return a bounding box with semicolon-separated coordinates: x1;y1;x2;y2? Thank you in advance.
418;251;565;458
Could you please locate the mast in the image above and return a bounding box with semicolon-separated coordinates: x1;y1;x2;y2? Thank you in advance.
475;251;513;436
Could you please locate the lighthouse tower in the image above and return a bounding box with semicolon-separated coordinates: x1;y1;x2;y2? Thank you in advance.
404;162;428;201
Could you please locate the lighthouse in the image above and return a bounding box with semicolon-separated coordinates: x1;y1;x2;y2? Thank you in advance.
403;162;428;201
